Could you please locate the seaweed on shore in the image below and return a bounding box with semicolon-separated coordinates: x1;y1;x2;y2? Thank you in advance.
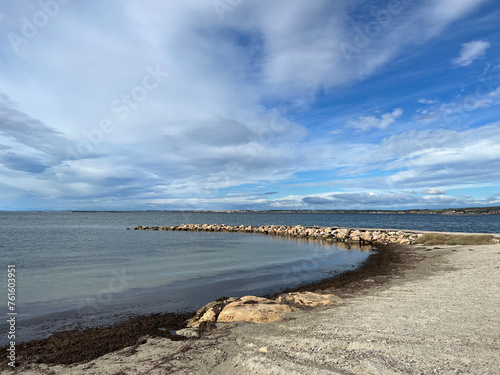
2;244;418;369
0;312;194;369
267;243;418;298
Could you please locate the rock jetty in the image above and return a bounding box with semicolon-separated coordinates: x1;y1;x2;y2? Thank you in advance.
128;224;423;245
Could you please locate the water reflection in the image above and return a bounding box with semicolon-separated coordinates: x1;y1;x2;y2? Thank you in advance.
263;233;374;252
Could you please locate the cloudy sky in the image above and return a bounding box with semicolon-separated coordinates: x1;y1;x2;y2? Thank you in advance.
1;0;500;210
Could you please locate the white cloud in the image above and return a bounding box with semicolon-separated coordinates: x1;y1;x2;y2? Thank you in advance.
418;99;439;104
0;0;495;210
381;124;500;189
347;109;403;131
293;191;492;209
489;87;500;97
415;90;499;124
421;188;447;195
452;40;491;67
428;0;488;23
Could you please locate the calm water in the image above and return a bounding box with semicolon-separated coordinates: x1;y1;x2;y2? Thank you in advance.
0;212;370;344
0;211;498;344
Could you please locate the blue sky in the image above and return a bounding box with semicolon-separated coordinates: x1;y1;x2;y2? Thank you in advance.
1;0;500;210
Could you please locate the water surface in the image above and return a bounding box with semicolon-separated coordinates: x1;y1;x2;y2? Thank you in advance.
0;212;375;344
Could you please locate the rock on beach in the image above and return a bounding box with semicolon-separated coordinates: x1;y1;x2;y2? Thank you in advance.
187;292;339;328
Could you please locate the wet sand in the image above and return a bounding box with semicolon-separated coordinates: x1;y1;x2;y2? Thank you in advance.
5;241;500;374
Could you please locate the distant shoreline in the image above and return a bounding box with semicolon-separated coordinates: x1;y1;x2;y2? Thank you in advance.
2;208;500;215
67;207;500;215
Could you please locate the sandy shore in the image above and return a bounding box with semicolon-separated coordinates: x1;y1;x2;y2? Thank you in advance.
13;242;500;374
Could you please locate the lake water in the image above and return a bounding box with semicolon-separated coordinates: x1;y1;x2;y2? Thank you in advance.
0;211;498;345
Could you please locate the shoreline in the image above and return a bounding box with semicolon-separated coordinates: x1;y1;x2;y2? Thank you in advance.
4;229;499;373
1;242;399;369
1;232;373;348
68;208;500;215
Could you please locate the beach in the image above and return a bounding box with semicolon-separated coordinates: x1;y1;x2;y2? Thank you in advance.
4;0;500;372
10;237;500;374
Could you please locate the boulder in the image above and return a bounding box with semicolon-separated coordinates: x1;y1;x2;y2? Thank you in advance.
336;228;351;241
217;296;293;323
397;237;411;244
350;229;362;241
275;292;339;307
377;233;388;243
174;328;199;338
360;231;373;243
187;297;239;328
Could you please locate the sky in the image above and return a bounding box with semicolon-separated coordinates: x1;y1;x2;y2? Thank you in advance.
1;0;500;211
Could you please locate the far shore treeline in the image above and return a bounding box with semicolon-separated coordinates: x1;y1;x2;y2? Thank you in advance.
67;206;500;215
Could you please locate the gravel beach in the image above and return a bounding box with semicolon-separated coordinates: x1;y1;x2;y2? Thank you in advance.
11;241;500;374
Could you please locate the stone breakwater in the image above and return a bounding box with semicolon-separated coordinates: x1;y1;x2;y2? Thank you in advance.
128;224;424;245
